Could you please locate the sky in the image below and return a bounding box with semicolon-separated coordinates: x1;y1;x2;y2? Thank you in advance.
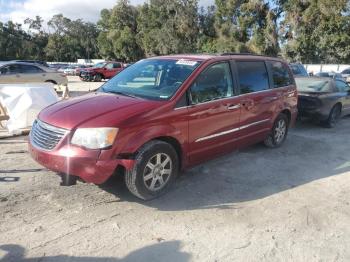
0;0;214;24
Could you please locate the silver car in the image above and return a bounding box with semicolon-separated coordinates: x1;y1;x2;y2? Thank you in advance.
0;62;68;86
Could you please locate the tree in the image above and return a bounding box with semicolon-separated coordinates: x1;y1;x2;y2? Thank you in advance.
281;0;350;63
137;0;199;56
46;14;100;61
97;0;143;62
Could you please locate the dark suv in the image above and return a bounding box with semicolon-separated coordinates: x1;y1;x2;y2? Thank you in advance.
29;54;298;200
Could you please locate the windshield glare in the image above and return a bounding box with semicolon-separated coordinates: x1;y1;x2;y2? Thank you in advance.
296;78;331;92
94;62;106;68
100;59;201;100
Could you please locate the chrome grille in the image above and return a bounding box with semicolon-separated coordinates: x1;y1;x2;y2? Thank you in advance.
30;119;67;150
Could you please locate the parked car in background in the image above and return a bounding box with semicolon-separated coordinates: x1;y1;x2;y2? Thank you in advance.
29;54;297;199
296;77;350;127
12;60;49;68
57;64;70;73
340;68;350;83
74;65;90;76
0;62;68;86
79;61;124;82
289;63;309;77
63;65;80;76
315;71;345;81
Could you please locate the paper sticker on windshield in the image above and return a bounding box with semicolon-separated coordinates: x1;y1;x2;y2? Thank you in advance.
176;59;198;66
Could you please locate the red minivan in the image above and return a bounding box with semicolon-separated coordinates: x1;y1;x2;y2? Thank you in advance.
29;54;297;200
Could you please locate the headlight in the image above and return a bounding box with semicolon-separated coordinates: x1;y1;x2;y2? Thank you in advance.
71;128;118;149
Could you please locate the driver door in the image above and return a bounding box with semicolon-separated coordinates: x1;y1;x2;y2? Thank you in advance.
187;61;241;165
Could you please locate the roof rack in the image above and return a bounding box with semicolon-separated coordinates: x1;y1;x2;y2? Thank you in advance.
219;52;277;57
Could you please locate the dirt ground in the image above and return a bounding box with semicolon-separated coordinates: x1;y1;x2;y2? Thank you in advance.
1;76;350;261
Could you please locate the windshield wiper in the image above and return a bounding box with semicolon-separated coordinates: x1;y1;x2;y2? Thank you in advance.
105;91;140;99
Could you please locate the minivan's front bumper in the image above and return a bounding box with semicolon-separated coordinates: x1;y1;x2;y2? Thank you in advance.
29;142;135;184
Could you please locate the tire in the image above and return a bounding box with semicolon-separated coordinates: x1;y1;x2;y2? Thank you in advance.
94;74;102;82
45;80;57;85
125;140;179;200
264;113;289;148
322;104;341;128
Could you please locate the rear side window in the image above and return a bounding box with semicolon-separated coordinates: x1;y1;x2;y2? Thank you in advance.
268;61;292;88
113;63;122;69
19;65;44;73
335;80;349;92
237;61;269;94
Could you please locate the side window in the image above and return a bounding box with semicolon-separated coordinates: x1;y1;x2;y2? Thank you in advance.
8;65;21;74
19;65;44;73
237;61;269;94
268;61;292;88
105;63;114;69
113;63;122;69
190;62;233;104
335;80;349;92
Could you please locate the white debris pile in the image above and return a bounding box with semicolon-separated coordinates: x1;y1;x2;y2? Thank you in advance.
0;83;58;134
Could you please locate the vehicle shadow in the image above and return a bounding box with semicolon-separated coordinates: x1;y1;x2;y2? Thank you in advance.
0;241;189;262
100;120;350;211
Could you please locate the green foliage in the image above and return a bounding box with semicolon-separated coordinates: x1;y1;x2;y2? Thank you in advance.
281;0;350;63
45;14;99;61
136;0;199;56
97;1;143;62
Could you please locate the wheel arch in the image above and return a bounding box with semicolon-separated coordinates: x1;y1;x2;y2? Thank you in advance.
280;109;291;124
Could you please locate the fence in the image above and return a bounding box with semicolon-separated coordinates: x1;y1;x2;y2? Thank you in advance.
304;64;350;74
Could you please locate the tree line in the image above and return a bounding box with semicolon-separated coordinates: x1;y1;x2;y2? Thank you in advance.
0;0;350;64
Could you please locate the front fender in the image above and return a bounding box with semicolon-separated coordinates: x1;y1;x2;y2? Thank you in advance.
120;124;186;155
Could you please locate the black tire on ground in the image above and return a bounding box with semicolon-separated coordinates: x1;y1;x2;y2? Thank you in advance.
322;104;342;128
45;80;57;85
94;74;102;82
125;140;179;200
264;113;289;148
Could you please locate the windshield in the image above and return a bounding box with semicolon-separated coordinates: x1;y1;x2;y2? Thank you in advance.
296;78;331;92
100;59;201;100
94;62;106;68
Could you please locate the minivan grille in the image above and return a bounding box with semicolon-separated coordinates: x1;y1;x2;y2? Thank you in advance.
30;120;67;150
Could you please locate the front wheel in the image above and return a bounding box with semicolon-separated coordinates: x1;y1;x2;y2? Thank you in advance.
125;140;179;200
264;114;289;148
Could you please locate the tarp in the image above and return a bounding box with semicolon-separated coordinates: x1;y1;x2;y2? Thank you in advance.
0;83;58;134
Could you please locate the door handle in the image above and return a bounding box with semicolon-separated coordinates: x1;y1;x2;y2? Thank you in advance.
227;104;241;110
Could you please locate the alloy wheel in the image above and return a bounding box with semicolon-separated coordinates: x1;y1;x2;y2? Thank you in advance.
143;153;172;192
274;119;287;144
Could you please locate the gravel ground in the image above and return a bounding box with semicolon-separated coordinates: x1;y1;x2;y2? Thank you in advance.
1;77;350;261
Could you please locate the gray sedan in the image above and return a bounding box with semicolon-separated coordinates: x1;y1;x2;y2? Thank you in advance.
296;77;350;127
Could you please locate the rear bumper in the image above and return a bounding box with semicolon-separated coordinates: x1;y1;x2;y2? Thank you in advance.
298;107;329;121
29;143;135;184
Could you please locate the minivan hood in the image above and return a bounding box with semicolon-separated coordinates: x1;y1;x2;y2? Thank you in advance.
39;93;160;130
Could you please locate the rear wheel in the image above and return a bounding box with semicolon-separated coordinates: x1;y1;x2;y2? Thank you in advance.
125;140;179;200
264;114;289;148
323;104;341;128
